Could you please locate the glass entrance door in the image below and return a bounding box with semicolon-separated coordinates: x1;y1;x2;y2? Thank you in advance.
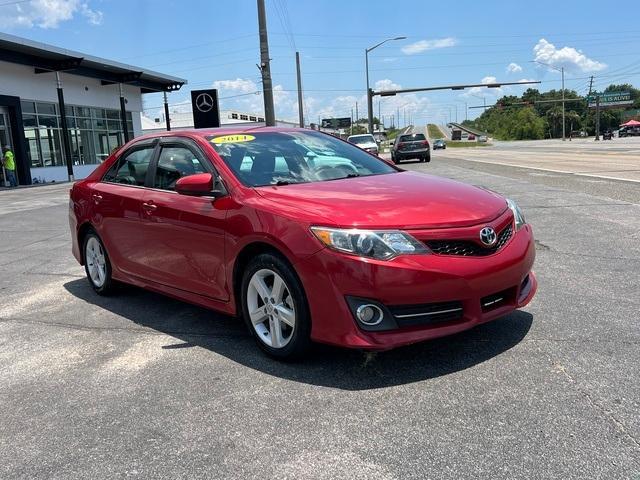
0;107;14;186
0;108;12;149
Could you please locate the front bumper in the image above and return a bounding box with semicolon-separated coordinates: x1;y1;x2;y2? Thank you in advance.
296;224;536;350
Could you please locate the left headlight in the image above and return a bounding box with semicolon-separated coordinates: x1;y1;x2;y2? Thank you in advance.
310;227;429;260
506;198;526;230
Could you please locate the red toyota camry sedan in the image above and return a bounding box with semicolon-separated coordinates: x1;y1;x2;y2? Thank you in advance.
69;127;537;359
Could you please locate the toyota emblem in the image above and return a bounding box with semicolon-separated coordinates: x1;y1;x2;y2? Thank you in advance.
195;93;214;113
479;226;497;247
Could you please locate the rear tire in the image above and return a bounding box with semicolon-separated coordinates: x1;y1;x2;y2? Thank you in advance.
241;253;311;360
83;231;117;295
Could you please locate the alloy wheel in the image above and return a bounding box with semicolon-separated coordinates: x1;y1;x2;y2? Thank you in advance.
246;268;296;349
86;236;107;288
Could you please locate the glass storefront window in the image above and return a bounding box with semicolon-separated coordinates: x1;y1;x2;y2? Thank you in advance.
38;127;64;167
23;114;37;128
76;106;91;118
38;115;59;128
36;102;57;116
24;128;40;167
21;101;36;114
91;108;106;120
92;117;107;129
77;118;92;129
21;100;133;168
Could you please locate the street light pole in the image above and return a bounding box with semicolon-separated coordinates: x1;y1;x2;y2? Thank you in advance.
366;36;406;134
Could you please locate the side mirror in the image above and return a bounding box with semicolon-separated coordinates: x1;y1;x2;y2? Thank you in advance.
175;173;226;198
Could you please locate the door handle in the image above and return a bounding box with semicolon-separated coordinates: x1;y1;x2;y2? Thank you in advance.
142;201;157;214
92;194;103;204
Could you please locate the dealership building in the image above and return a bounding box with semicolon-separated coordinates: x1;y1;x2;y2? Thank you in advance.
0;32;185;185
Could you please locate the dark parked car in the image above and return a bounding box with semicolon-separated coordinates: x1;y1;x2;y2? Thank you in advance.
433;139;446;150
391;132;430;163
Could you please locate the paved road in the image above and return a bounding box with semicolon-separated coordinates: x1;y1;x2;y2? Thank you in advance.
443;137;640;182
1;154;639;479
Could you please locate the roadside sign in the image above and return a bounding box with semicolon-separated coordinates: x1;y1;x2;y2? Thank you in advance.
321;117;351;129
587;91;633;109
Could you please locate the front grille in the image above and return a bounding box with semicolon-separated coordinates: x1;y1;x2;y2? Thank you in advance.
389;301;463;328
426;224;513;257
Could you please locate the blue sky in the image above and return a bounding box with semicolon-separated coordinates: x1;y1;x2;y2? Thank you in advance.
2;0;639;125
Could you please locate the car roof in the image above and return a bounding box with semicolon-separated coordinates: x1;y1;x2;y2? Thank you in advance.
132;126;309;143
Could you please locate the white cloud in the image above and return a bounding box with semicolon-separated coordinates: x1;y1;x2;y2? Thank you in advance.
401;37;457;55
507;62;523;73
461;76;503;98
212;78;259;94
374;79;402;91
533;38;606;73
0;0;103;29
80;3;103;25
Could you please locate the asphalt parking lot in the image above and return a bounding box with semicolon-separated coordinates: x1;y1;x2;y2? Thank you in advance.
1;146;639;479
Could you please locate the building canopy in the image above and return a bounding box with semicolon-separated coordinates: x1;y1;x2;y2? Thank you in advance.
0;32;186;93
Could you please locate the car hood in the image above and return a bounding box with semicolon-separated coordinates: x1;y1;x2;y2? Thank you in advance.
254;171;507;229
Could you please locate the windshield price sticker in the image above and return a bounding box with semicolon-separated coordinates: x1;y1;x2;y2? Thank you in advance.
211;134;255;144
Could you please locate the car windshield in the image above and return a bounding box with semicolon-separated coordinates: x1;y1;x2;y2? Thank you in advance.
348;135;375;145
399;133;426;142
209;131;396;187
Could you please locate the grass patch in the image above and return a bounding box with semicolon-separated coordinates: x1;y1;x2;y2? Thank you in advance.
427;124;444;138
446;141;491;148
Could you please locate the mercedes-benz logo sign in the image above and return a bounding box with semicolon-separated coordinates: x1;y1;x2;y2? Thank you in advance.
195;93;214;113
479;226;497;247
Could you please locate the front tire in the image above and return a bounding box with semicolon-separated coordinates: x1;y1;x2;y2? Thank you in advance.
241;253;311;359
83;231;116;295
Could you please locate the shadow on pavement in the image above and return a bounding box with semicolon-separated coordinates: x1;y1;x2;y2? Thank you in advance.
64;278;533;391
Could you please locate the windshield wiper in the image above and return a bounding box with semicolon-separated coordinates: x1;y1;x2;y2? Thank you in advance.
346;173;360;178
275;180;292;186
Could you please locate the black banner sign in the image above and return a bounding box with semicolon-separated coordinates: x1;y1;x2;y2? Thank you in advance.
191;89;220;128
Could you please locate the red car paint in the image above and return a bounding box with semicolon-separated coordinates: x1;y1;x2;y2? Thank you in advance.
70;127;536;350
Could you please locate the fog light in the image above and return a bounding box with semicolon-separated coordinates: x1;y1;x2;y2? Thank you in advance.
356;304;384;326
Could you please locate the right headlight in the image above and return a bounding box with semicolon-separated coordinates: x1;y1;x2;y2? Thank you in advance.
310;227;429;260
506;198;526;230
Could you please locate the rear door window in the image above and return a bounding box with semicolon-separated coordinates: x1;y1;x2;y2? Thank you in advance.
103;147;155;186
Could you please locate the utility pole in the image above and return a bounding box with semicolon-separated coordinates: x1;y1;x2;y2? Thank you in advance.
295;51;304;127
350;108;353;135
377;100;381;130
465;101;468;121
163;91;171;131
257;0;275;126
355;102;359;127
595;95;600;141
587;75;594;137
561;66;565;141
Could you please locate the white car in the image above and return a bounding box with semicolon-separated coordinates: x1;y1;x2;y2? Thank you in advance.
347;134;379;155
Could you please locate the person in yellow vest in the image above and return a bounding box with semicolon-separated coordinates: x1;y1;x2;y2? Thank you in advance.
2;145;17;187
